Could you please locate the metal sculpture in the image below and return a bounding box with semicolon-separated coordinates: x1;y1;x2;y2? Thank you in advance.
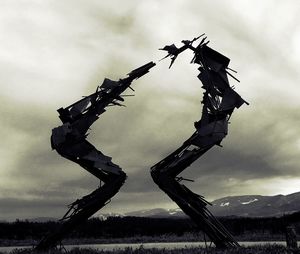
151;35;248;248
36;62;156;251
36;34;247;251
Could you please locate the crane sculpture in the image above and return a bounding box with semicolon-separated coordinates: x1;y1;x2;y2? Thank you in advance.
36;35;247;251
36;62;156;251
151;35;248;248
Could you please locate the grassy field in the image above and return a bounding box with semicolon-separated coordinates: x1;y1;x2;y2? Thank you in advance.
0;232;291;247
2;245;300;254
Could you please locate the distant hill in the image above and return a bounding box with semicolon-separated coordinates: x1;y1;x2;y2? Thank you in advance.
102;192;300;218
210;191;300;217
125;208;183;218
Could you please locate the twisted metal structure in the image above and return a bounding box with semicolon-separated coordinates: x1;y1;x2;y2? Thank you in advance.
151;35;248;248
36;34;247;251
36;62;156;251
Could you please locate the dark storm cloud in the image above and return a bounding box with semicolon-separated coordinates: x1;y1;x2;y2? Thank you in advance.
1;0;300;220
0;197;68;220
95;101;300;201
177;102;300;198
54;101;300;202
0;97;64;176
3;89;298;219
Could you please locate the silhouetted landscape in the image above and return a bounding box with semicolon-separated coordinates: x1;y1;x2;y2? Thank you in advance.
1;211;300;246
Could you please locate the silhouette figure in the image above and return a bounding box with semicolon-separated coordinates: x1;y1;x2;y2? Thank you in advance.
36;62;156;251
151;35;248;248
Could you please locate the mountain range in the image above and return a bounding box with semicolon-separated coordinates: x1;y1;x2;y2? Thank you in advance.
107;192;300;218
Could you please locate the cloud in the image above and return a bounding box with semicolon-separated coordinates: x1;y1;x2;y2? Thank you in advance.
0;0;300;220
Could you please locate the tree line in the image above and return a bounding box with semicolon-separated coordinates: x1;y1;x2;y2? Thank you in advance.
0;211;300;240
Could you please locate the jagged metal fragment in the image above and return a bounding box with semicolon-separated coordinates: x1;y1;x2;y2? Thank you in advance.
151;36;248;248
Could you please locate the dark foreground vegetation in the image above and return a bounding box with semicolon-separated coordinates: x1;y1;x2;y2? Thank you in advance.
0;211;300;247
2;245;300;254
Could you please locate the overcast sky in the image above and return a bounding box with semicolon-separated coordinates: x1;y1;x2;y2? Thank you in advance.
0;0;300;221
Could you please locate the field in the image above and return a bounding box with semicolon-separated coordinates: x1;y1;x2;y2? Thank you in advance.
2;245;300;254
1;215;300;253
